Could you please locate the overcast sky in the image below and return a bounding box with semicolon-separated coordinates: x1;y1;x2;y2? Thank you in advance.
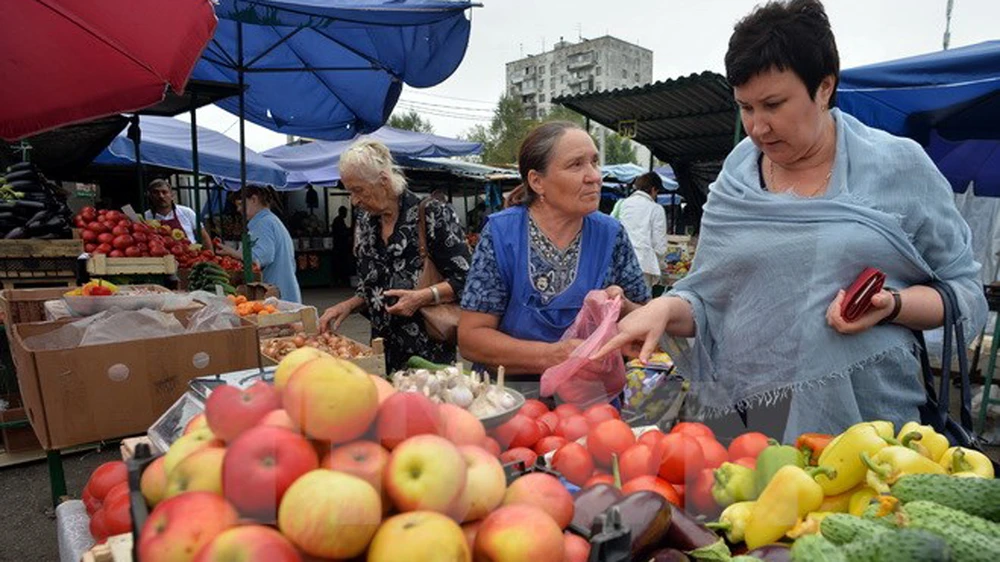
181;0;1000;152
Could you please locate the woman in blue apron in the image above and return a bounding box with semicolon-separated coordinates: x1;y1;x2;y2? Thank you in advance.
459;121;651;400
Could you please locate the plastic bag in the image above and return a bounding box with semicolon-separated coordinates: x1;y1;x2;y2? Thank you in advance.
540;291;627;407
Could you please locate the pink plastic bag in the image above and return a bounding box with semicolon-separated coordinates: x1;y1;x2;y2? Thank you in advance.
540;290;627;407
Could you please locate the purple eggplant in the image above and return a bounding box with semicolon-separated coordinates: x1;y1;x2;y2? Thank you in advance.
644;548;691;561
663;504;722;551
602;491;673;558
745;544;792;562
570;483;623;537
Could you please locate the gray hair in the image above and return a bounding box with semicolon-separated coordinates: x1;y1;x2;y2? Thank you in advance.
340;139;407;194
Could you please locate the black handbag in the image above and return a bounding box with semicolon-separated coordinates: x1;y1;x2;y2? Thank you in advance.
914;281;1000;473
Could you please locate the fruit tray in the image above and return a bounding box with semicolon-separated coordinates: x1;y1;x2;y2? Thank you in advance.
62;285;172;316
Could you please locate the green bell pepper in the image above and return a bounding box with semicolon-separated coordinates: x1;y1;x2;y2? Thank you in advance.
755;438;806;492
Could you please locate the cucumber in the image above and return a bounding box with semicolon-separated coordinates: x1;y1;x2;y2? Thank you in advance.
790;534;846;562
840;528;951;562
820;513;889;545
890;474;1000;522
899;501;1000;562
406;356;451;371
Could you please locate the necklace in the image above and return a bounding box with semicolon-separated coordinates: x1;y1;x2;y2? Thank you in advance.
768;158;833;196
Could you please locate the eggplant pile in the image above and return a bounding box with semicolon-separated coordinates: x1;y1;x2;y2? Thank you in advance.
0;162;73;239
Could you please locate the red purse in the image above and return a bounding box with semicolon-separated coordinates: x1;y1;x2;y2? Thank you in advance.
841;267;886;322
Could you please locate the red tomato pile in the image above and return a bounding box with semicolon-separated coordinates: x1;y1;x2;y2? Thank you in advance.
75;207;189;259
82;460;133;544
489;402;773;519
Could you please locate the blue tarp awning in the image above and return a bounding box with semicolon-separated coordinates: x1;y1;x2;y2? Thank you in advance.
193;0;476;141
838;41;1000;144
601;163;679;190
93;115;288;187
261;126;483;188
926;132;1000;196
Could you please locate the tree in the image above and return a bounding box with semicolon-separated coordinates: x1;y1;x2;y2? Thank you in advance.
603;131;638;165
387;110;434;133
541;105;585;127
462;94;536;166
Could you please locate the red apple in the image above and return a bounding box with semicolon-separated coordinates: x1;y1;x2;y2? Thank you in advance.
194;525;301;562
462;520;482;553
499;447;537;468
563;531;591;562
222;425;319;520
140;456;168;508
551;442;595;487
474;504;565;561
367;511;470;561
452;445;507;523
502;472;574;529
321;440;390;512
204;381;281;442
440;403;487;447
375;391;441;450
138;492;238;562
384;435;467;514
481;436;502;457
257;408;298;431
283;356;378;444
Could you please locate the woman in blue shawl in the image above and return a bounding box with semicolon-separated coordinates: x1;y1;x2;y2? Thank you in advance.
459;122;651;398
596;0;987;441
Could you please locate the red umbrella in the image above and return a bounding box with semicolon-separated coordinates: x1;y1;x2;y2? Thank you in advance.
0;0;217;141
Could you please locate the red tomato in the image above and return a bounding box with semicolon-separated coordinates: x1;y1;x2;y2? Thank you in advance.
618;443;656;483
621;475;681;506
637;429;665;449
105;211;122;222
89;508;108;544
102;493;132;536
481;437;501;457
583;473;615;488
84;243;97;253
687;468;720;517
111;225;130;236
535;419;552;440
149;244;167;257
554;404;582;419
80;207;97;222
584;403;620;426
124;246;142;257
533;435;568;455
733;456;757;470
169;245;184;256
537;412;560;434
111;235;134;250
499;447;537;468
97;232;114;245
555;415;590;442
551;442;594;486
94;243;112;254
132;223;149;234
698;439;729;470
673;483;686;506
727;432;771;461
136;243;149;253
102;221;117;232
81;484;101;515
670;422;716;441
519;399;550;419
132;232;148;244
74;217;87;229
86;461;127;501
655;433;705;485
108;250;125;258
102;482;129;508
586;419;636;466
81;229;98;242
493;415;542;450
87;221;107;234
117;220;130;228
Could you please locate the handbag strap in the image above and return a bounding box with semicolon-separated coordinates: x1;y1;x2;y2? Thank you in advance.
915;282;975;433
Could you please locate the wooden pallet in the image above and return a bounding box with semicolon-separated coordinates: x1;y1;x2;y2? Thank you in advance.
81;533;132;562
0;239;83;259
0;239;83;281
87;254;177;276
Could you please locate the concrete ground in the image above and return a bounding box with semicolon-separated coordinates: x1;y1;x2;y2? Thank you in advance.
0;287;365;562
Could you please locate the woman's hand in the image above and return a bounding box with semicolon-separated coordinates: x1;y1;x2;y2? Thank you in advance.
826;289;896;334
320;301;355;331
384;288;431;317
550;338;586;365
591;297;673;363
604;284;641;318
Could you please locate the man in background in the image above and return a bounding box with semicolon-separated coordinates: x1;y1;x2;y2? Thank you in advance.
144;178;211;245
616;172;668;290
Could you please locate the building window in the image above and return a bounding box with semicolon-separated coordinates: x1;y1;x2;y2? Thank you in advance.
621;69;627;79
524;67;529;75
550;63;556;73
540;94;546;102
540;79;545;88
634;72;639;82
539;66;545;75
561;75;566;84
596;67;602;76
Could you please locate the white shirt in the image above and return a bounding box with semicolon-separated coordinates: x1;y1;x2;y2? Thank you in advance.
144;205;198;242
616;191;669;277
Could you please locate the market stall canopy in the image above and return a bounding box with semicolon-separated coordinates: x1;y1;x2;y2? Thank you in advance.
192;0;477;141
926;132;1000;197
838;41;1000;144
93;115;288;187
601;163;678;190
261;127;483;188
0;0;217;141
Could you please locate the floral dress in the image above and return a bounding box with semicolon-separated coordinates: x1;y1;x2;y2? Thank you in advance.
354;190;470;372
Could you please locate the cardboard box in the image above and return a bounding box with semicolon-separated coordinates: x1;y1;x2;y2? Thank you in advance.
11;311;260;450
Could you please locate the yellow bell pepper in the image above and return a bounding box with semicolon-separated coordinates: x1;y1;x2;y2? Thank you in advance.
786;511;833;539
861;445;946;493
848;486;879;517
744;465;835;550
815;423;888;495
816;484;859;514
707;501;755;544
868;420;896;442
896;422;950;462
938;446;995;479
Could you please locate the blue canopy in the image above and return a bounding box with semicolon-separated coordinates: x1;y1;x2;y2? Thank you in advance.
262;126;482;188
838;41;1000;144
193;0;475;141
601;163;679;190
94;115;288;187
926;132;1000;196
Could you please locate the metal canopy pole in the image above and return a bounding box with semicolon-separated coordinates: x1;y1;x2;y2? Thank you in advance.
190;94;202;238
128;115;145;209
238;22;253;281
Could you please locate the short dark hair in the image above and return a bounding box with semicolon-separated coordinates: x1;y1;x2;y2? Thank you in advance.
725;0;840;106
633;172;662;195
517;121;584;207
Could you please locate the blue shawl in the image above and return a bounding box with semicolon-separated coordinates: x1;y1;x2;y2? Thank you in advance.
670;109;987;426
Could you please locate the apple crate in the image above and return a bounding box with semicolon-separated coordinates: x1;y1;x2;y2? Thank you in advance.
252;305;320;340
87;254;177;276
260;335;386;377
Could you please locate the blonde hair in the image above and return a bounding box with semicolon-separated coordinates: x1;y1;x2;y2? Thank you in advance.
340;139;407;194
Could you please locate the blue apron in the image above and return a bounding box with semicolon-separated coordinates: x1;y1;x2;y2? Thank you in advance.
491;206;620;348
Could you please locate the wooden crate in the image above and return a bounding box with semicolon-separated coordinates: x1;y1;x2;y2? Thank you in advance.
261;336;386;376
1;402;41;453
87;254;177;276
252;305;320;333
81;532;132;562
0;285;77;327
0;239;83;280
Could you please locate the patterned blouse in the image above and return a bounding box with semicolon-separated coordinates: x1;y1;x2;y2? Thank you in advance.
355;190;470;372
462;212;651;315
